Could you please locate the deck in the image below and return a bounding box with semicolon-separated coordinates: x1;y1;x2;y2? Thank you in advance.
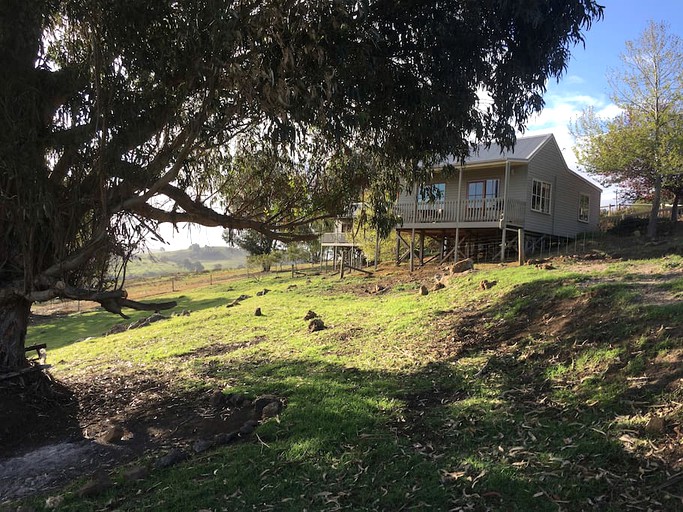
394;198;526;228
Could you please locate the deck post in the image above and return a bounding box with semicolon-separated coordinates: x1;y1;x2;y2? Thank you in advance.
518;228;525;265
419;231;425;266
501;160;511;263
395;230;400;265
374;231;380;271
454;166;463;263
409;228;415;272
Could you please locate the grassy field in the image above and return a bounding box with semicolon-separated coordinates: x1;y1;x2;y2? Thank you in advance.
125;246;247;279
18;237;683;510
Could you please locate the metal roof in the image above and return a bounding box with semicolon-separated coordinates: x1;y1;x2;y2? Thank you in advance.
442;133;554;166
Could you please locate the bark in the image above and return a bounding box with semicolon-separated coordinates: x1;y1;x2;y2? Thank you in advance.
672;192;680;223
0;295;32;373
647;175;663;240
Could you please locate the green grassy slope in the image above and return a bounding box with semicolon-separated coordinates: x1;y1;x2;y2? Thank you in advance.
25;248;683;511
125;246;247;278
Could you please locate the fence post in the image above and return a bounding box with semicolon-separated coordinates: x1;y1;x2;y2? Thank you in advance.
518;229;525;265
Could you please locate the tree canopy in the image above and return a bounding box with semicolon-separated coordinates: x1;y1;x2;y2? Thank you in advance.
0;0;603;371
572;21;683;238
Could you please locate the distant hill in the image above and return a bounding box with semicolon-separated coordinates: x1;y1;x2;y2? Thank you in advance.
125;245;247;278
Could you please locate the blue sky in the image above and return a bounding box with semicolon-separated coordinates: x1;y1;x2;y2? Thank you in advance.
152;2;683;250
526;0;683;184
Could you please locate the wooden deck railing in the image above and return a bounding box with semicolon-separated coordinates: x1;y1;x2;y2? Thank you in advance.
321;232;355;245
394;198;526;226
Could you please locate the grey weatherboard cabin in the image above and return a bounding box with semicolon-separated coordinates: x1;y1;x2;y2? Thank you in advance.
393;133;601;266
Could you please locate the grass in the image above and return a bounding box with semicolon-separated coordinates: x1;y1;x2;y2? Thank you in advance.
19;244;683;511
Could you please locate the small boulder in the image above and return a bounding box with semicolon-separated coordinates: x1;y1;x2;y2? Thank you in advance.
303;310;318;320
100;425;125;444
45;495;64;509
77;472;112;498
156;449;189;469
193;439;214;454
452;258;474;273
239;420;259;435
122;465;150;482
256;289;271;296
418;285;429;296
210;390;225;408
228;393;246;406
479;279;497;290
645;415;666;435
261;401;282;420
308;318;325;332
253;395;283;419
432;282;445;292
254;307;263;316
214;431;239;445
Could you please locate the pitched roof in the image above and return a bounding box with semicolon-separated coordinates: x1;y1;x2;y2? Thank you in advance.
441;133;554;166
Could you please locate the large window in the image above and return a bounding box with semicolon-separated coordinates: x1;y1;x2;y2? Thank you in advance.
418;183;445;203
578;193;590;222
531;179;552;214
467;179;500;200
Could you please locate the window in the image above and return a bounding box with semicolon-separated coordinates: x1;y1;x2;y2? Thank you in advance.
578;193;590;222
418;183;445;203
467;179;499;200
531;179;552;214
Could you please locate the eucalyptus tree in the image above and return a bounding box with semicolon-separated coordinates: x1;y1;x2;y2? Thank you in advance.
0;0;603;373
573;21;683;238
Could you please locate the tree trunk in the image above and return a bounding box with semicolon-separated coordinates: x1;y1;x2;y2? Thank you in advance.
0;295;32;373
647;175;663;240
672;192;680;223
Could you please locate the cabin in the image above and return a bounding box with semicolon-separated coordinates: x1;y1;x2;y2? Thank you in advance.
320;203;365;270
394;133;601;267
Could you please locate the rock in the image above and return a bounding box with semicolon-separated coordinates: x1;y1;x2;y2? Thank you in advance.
210;390;225;408
193;439;214;454
452;258;474;273
303;310;318;320
374;284;386;294
308;318;325;332
253;395;283;419
100;425;125;443
256;289;271;296
253;395;279;415
226;294;250;307
432;282;445;291
45;496;64;509
214;431;239;445
254;307;263;316
479;280;497;290
181;309;191;316
104;323;127;336
239;419;259;435
77;472;112;498
122;465;149;482
418;285;429;296
261;401;282;420
645;416;666;435
286;284;298;291
155;448;189;469
229;393;246;406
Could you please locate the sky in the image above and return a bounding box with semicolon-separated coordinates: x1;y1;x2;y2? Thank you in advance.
150;0;683;251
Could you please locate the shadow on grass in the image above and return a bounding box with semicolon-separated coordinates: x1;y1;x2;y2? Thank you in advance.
28;294;240;352
23;272;683;511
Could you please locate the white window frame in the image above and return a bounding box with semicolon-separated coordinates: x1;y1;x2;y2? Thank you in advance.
578;193;590;223
531;179;552;214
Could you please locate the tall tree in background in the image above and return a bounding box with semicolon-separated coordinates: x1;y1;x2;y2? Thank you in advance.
0;1;603;373
573;21;683;238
